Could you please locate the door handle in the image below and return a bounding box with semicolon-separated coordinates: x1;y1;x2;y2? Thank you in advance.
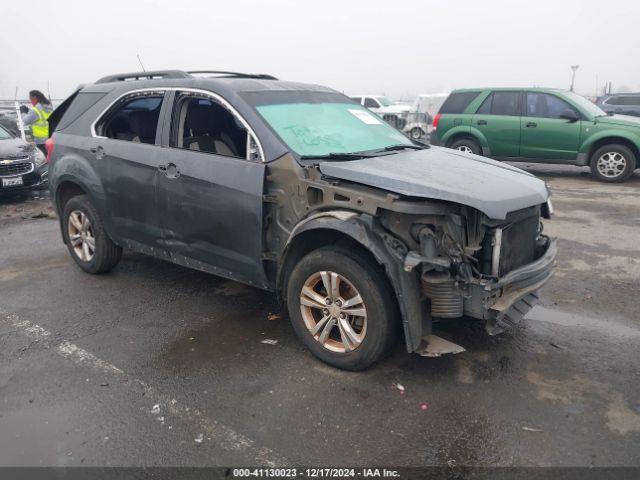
526;122;537;128
90;145;105;160
477;120;487;125
159;162;180;179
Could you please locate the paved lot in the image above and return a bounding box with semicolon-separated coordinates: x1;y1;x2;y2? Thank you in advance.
0;167;639;467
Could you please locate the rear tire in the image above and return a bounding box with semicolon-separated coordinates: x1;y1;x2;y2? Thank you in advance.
589;144;636;183
62;195;122;274
286;246;398;370
449;137;481;155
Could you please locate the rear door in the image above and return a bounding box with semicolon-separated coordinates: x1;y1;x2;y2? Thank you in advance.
91;90;168;253
157;90;268;287
471;91;522;157
520;92;581;160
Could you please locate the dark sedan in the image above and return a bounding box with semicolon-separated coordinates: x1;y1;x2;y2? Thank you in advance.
0;124;48;195
596;93;640;117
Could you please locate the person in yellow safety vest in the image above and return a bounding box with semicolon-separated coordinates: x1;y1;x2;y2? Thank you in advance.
20;90;53;154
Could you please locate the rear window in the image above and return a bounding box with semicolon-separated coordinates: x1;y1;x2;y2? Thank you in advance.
439;91;481;114
55;92;107;131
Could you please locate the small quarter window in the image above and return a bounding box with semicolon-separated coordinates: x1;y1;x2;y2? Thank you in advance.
96;94;163;143
476;94;492;114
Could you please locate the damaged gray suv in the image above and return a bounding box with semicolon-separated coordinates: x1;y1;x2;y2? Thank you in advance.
48;70;557;370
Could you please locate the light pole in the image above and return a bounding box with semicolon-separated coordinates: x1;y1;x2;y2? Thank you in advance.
570;65;580;92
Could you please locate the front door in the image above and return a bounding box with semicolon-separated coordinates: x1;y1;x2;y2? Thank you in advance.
520;92;581;160
471;91;522;157
91;91;168;252
157;91;268;287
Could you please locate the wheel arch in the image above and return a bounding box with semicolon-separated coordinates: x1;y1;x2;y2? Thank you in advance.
581;133;640;164
443;126;489;152
277;211;427;353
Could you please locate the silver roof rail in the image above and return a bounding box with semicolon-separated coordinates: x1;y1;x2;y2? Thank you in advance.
187;71;278;80
95;70;191;84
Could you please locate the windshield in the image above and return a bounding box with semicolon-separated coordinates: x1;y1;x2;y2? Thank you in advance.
0;125;12;140
564;91;606;117
377;97;392;107
254;97;412;157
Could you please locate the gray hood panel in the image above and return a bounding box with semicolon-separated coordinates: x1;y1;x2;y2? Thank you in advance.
318;146;549;220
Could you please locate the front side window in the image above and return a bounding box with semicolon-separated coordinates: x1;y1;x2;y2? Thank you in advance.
377;97;392;107
96;94;163;143
364;97;379;109
491;92;520;116
171;95;248;159
250;92;412;157
526;93;577;118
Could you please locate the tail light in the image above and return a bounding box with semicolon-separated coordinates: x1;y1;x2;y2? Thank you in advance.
45;137;55;163
432;113;442;130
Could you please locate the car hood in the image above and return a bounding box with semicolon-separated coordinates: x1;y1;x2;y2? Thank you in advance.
595;114;640;128
376;105;412;115
318;147;549;220
0;137;34;158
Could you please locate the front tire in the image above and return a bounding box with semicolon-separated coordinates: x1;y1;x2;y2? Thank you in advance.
286;246;398;370
62;195;122;274
449;137;481;155
589;144;636;183
410;127;424;140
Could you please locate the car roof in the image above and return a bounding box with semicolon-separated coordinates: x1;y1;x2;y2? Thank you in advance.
450;87;566;93
81;70;337;97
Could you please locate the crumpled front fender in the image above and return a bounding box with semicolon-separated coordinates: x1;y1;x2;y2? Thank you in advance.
281;210;428;352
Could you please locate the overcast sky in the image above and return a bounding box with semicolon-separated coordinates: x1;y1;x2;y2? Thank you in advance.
1;0;638;100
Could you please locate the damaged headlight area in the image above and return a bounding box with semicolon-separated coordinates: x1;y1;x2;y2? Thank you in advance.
382;204;557;335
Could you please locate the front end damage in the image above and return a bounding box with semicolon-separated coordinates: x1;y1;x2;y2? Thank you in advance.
380;203;557;344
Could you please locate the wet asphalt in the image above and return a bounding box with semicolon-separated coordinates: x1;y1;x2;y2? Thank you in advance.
0;166;639;467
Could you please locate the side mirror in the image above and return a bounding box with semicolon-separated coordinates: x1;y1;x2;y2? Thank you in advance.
560;109;579;122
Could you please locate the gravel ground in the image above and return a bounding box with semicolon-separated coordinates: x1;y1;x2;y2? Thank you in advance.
0;167;639;467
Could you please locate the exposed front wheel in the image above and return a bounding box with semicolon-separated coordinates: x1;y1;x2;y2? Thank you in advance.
62;195;122;274
286;246;397;370
589;144;636;183
449;138;481;155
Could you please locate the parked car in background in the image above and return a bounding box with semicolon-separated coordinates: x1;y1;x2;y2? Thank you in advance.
349;95;412;116
48;70;556;370
0;123;48;194
431;88;640;182
596;93;640;117
401;112;430;140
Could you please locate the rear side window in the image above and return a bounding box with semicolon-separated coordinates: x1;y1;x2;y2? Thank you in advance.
491;92;520;116
56;92;107;131
95;94;164;144
620;96;640;106
439;91;481;114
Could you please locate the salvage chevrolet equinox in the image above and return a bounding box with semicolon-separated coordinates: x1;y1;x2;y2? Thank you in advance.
48;70;557;370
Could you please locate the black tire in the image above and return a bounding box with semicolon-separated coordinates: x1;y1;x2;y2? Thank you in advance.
62;195;122;274
286;245;398;370
410;127;424;140
589;144;636;183
449;137;481;155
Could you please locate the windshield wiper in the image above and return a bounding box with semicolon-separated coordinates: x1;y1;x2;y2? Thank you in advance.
381;144;426;152
299;152;376;161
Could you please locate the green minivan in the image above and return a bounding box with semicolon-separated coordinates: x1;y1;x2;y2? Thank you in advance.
430;88;640;182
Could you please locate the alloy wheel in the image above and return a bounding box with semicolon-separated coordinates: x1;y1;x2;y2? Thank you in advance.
68;210;95;262
299;271;367;353
457;145;473;154
596;152;627;179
